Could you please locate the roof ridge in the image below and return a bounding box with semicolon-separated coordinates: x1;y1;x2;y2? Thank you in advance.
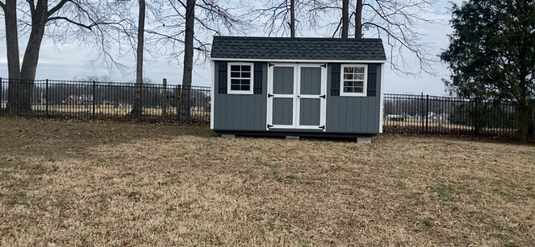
213;36;383;41
211;36;386;61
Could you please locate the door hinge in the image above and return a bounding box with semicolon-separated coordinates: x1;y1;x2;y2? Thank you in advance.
268;93;274;98
319;95;326;99
318;125;325;130
267;124;273;128
269;63;275;67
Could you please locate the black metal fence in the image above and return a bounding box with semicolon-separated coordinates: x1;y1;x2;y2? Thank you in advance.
1;78;529;138
0;78;211;123
383;93;520;137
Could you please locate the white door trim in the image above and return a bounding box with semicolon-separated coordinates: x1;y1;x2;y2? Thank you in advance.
267;63;298;129
267;63;327;131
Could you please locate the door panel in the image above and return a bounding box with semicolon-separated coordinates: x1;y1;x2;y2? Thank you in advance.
267;63;326;130
300;67;322;95
268;65;296;128
273;67;294;94
299;98;321;126
272;98;294;125
297;65;325;129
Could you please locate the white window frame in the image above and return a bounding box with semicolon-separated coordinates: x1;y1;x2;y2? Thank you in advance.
340;64;367;97
227;62;254;94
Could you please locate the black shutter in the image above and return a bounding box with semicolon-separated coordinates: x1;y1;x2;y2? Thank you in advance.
253;63;262;94
218;62;227;94
331;64;340;96
367;65;377;97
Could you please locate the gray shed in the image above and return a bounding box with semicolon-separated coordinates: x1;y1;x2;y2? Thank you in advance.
210;36;386;139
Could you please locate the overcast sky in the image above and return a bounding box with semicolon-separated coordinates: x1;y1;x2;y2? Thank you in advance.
0;0;462;96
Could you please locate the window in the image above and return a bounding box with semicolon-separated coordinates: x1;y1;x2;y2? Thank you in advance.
340;64;367;96
228;63;254;94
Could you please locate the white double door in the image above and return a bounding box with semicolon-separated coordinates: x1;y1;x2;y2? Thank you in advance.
267;63;327;130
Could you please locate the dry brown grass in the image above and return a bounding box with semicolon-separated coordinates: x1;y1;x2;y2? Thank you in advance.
1;117;534;246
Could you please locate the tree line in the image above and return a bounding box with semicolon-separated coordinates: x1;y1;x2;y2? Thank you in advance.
1;0;437;113
2;0;534;141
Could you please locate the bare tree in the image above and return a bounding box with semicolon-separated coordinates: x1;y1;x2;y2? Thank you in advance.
131;0;146;119
342;0;349;38
176;0;195;120
144;0;250;121
0;0;128;113
260;0;438;75
252;0;301;37
355;0;363;38
290;0;295;37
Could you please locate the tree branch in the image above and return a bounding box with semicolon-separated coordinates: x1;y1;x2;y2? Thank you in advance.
47;0;70;17
47;16;96;30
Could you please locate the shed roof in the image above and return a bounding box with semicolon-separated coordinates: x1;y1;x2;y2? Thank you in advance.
211;36;386;61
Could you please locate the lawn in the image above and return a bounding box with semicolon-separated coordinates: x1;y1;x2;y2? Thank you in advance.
0;117;534;246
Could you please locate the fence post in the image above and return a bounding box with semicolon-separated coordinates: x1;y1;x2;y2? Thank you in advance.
425;94;429;135
176;84;181;121
187;85;191;122
420;92;424;133
139;83;143;121
162;78;167;119
474;97;480;135
45;79;49;117
92;80;96;120
0;77;3;115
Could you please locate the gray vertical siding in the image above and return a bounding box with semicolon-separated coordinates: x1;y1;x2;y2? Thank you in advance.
326;64;382;133
300;67;322;95
214;61;268;130
214;61;382;134
300;98;321;125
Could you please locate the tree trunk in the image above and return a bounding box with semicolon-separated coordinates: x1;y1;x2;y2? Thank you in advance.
4;0;23;113
179;0;195;121
6;0;47;113
290;0;295;37
355;0;363;38
4;0;21;79
342;0;349;38
131;0;146;119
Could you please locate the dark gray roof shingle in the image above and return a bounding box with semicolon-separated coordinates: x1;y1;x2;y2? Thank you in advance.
211;36;386;61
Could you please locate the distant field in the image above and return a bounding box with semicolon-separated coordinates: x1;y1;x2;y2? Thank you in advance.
23;104;209;120
0;117;534;246
385;117;470;128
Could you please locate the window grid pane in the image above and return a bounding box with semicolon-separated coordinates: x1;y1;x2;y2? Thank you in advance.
229;65;252;92
342;65;365;95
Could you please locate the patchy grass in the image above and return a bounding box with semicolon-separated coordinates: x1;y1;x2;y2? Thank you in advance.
1;117;534;246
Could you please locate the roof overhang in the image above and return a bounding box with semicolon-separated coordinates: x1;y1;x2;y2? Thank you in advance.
210;58;387;64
